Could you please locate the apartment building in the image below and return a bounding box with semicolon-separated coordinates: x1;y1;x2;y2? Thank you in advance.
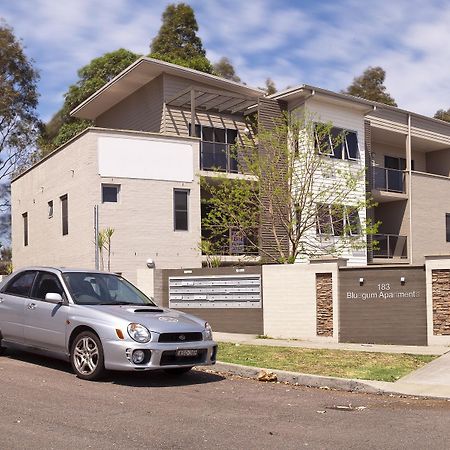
11;57;450;284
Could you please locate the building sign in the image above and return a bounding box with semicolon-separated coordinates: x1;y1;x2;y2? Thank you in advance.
346;283;422;300
339;267;427;346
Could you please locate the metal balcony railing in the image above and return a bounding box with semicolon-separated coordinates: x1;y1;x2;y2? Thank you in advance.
200;142;239;173
373;234;408;259
373;167;406;193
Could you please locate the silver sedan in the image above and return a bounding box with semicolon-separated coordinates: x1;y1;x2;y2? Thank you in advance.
0;267;217;380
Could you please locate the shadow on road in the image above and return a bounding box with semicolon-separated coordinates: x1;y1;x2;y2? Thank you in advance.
3;348;225;387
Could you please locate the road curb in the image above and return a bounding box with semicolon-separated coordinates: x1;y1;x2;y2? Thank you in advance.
208;361;450;400
211;361;383;394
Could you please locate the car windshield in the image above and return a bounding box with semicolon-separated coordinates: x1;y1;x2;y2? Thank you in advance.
62;272;156;306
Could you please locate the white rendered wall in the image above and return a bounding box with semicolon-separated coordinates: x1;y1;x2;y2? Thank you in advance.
291;97;368;266
98;135;193;182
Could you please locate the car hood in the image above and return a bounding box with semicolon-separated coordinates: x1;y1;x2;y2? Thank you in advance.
84;304;205;333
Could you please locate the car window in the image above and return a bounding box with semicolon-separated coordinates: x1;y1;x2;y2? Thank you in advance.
32;272;65;301
3;271;37;297
62;272;156;306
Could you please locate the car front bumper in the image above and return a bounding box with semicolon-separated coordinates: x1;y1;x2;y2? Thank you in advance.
102;339;217;371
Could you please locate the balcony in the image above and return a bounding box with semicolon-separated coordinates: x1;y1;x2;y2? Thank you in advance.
202;227;258;256
372;167;408;203
372;234;408;261
200;141;239;173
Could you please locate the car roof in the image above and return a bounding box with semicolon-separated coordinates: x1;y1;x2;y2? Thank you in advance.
13;267;117;276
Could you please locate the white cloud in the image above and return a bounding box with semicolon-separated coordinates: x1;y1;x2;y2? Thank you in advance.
2;0;450;119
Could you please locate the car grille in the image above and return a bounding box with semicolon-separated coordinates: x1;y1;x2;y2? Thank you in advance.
160;349;207;366
158;332;203;343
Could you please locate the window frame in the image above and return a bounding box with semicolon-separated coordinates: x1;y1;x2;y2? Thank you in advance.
314;124;360;161
60;194;68;236
316;203;361;237
22;212;28;246
446;213;450;243
173;189;190;231
102;184;120;203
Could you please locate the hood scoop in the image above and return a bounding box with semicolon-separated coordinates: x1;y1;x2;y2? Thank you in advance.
133;308;164;313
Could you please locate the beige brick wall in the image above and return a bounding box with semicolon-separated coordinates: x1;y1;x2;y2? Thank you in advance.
11;129;202;285
12;131;99;270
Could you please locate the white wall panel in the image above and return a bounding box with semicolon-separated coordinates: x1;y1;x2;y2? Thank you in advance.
98;136;194;182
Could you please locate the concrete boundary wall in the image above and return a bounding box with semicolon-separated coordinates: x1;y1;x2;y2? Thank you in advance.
262;259;345;342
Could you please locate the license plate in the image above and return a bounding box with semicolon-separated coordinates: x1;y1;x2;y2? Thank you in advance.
176;349;198;357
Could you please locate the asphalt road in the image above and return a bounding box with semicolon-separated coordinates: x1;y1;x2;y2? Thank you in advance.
1;350;450;450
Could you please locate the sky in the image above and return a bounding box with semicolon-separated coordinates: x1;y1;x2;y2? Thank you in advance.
1;0;450;122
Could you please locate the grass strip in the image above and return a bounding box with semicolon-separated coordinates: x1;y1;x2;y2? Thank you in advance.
217;342;436;382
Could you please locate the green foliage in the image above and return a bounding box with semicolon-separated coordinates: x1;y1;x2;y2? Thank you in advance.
434;108;450;122
201;111;378;263
342;66;397;106
98;227;115;271
40;49;140;156
0;20;40;179
150;3;213;73
218;342;436;382
213;57;241;82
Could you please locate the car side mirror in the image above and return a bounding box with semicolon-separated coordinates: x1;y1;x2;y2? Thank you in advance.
45;292;64;304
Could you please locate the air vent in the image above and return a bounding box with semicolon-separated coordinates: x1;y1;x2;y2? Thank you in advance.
133;308;164;313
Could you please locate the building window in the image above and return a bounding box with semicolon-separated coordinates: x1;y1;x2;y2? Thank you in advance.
174;189;189;231
314;124;359;161
446;214;450;242
60;194;68;236
48;200;53;218
102;184;120;203
316;204;361;236
384;156;415;171
189;123;238;172
23;212;28;246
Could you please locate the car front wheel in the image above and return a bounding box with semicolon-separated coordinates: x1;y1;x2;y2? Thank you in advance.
0;339;6;355
70;331;106;381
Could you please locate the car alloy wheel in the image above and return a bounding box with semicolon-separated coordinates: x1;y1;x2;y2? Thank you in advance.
70;331;105;380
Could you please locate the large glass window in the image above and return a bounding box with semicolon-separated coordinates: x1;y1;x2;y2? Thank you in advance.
190;123;238;172
174;189;189;231
60;194;68;236
314;124;359;161
316;203;361;236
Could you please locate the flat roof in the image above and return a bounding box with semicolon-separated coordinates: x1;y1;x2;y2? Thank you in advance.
71;57;264;120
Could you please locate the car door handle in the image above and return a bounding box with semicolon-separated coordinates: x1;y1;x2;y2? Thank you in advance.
27;303;37;310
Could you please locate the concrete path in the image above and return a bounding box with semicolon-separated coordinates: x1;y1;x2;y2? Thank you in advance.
213;332;450;399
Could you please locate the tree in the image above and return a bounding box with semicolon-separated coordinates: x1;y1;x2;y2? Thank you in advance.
40;49;140;155
213;57;241;82
264;78;277;95
434;108;450;122
150;3;213;73
0;21;40;249
201;112;377;263
342;66;397;106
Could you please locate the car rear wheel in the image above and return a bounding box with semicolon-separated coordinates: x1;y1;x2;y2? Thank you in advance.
164;366;193;376
70;331;105;381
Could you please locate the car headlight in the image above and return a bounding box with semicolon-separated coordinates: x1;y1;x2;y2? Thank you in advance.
204;322;213;341
127;323;151;343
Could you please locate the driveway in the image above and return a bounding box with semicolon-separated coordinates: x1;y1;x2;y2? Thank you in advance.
1;350;450;449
